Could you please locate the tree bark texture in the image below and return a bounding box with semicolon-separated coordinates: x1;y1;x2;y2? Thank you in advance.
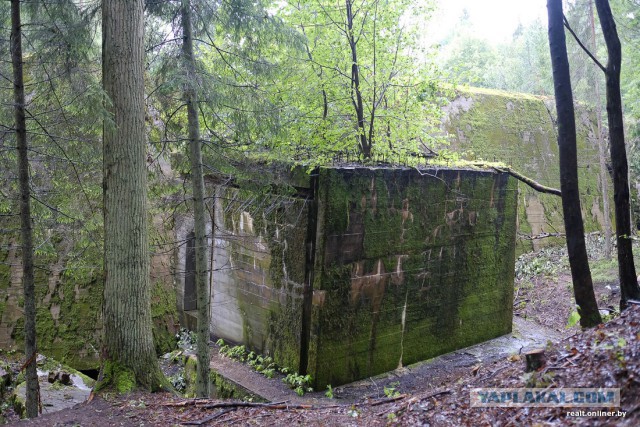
594;0;640;309
11;0;40;417
589;0;612;260
547;0;602;327
102;0;163;389
181;0;211;398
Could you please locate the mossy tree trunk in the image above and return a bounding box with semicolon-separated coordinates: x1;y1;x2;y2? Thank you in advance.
594;0;640;310
11;0;40;417
181;0;211;397
547;0;602;327
102;0;164;390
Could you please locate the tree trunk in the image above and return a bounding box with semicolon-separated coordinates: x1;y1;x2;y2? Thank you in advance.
181;0;211;398
589;0;612;260
547;0;602;327
102;0;164;390
11;0;40;417
594;0;640;310
345;0;370;158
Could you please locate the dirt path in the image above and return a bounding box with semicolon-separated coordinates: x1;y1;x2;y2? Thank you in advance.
5;396;140;427
5;239;635;426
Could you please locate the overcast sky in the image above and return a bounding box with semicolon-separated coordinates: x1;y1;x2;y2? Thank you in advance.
430;0;548;44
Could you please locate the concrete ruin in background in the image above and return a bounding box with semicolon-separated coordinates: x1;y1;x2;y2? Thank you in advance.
175;166;517;388
443;87;610;252
0;219;179;371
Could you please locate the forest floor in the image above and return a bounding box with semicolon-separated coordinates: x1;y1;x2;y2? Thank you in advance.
5;237;640;426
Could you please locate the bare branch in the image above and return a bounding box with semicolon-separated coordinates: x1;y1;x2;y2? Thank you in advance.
563;14;606;73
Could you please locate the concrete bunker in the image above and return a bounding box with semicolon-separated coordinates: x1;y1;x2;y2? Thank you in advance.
176;166;518;389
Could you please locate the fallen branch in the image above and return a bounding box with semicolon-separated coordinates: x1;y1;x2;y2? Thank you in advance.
162;398;216;408
182;408;236;425
518;232;566;240
469;162;562;196
201;402;314;411
164;400;310;410
419;390;451;401
369;394;407;406
474;366;510;385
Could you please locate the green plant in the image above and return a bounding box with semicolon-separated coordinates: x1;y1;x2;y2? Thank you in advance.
521;371;555;388
566;311;581;328
176;328;197;350
218;342;247;362
169;372;186;392
384;381;401;398
602;309;620;323
283;373;313;396
514;247;568;280
50;381;65;391
325;385;334;399
262;368;275;379
217;342;294;382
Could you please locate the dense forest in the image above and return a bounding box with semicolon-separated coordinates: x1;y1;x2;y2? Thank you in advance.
2;0;640;423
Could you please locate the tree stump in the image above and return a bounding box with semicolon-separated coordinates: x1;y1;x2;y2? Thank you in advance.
524;349;546;372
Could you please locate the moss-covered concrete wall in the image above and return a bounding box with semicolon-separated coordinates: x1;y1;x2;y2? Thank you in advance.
0;232;103;370
0;218;179;370
198;166;517;388
307;167;517;388
443;87;609;252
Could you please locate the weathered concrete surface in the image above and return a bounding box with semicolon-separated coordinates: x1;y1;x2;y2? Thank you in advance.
331;316;564;401
198;316;561;403
184;166;518;389
209;187;309;372
0;236;103;370
14;378;91;416
309;167;517;388
443;87;610;252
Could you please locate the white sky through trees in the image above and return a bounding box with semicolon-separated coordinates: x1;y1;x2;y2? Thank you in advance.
429;0;547;44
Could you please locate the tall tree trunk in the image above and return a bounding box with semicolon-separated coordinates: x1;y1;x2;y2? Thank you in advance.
547;0;602;327
11;0;40;417
589;0;612;260
345;0;369;158
594;0;640;310
102;0;164;390
181;0;211;398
